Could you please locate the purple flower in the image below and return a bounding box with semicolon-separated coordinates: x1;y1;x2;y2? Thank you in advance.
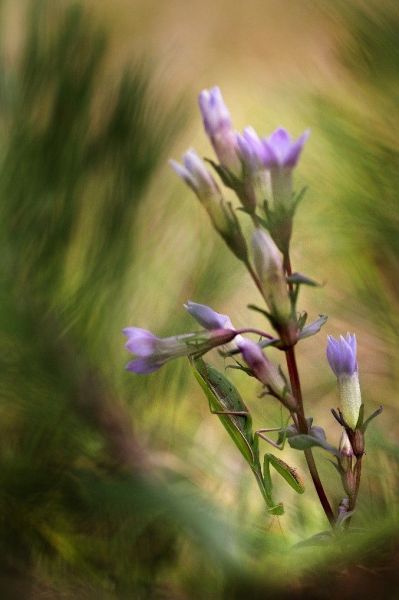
170;149;220;200
198;87;241;175
327;333;361;430
252;228;291;321
326;334;357;377
238;338;295;408
238;339;280;389
198;87;232;137
236;127;265;172
184;300;233;330
262;127;309;169
123;326;236;374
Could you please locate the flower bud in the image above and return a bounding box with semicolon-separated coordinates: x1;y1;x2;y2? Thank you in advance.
339;430;354;458
184;301;233;330
123;327;236;374
261;127;309;209
252;228;291;322
170;149;220;205
238;338;295;409
170;150;248;262
327;333;362;430
198;87;241;176
236;127;270;212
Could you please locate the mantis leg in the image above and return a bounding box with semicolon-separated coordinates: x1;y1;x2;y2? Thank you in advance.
255;428;284;450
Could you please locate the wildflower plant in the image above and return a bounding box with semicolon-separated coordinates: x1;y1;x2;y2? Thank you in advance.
124;86;383;530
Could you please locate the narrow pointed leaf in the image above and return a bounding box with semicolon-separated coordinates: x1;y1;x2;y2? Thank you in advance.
286;273;321;287
356;403;365;429
297;311;308;330
288;434;339;456
362;405;383;432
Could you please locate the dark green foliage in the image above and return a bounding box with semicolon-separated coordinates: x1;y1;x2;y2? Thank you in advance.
0;1;229;596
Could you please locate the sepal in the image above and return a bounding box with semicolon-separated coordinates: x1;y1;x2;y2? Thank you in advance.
286;272;322;287
299;315;328;340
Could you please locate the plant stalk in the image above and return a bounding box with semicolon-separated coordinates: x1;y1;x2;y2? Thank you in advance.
285;346;335;526
284;250;335;526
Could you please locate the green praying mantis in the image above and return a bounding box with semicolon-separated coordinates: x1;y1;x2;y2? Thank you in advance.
191;357;304;516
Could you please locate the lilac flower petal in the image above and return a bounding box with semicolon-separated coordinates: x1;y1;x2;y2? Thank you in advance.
346;333;357;356
261;139;280;167
198;86;232;136
326;334;357;377
184;301;233;330
123;327;158;356
237;127;265;171
237;338;265;368
170;149;219;200
283;130;310;167
268;128;292;156
126;358;162;374
169;159;195;188
261;127;309;169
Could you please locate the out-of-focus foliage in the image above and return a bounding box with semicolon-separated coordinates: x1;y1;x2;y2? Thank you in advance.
0;1;245;597
1;0;399;597
315;0;399;337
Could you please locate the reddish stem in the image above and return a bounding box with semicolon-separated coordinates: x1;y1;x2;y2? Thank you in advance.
285;346;335;526
284;250;335;526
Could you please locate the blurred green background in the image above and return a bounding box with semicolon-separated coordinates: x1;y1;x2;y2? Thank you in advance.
0;0;399;597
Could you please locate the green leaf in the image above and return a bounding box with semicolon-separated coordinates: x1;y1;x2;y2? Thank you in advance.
191;358;256;466
292;186;307;212
247;303;272;320
297;311;308;330
356;403;365;429
266;453;305;494
288;434;339;456
286;272;321;287
362;405;383;432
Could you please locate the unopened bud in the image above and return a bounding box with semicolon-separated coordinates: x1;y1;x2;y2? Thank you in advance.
252;228;291;322
238;338;295;409
327;334;362;430
198;87;241;176
339;430;354;458
170;150;248;261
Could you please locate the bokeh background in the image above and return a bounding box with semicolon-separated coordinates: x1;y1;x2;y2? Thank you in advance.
0;0;399;597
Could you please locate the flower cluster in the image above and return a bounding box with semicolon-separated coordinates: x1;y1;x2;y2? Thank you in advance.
123;85;380;528
172;87;308;225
